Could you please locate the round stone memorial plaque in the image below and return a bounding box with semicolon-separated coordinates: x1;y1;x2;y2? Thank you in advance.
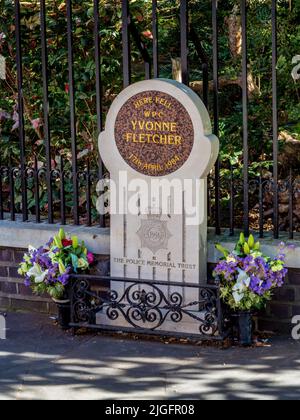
114;90;194;176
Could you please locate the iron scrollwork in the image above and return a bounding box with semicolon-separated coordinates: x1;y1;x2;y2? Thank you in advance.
71;277;221;338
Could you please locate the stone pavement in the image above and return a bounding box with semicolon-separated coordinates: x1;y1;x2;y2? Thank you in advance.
0;312;300;400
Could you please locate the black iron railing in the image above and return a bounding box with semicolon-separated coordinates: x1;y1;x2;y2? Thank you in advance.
70;275;228;340
0;1;298;239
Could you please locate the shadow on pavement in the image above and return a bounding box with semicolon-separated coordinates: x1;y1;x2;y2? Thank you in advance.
0;312;300;400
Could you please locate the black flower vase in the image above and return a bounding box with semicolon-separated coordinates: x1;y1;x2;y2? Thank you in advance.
236;311;253;346
57;300;71;330
52;293;71;330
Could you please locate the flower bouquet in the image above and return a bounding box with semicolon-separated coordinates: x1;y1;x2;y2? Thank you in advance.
213;234;288;345
18;229;94;329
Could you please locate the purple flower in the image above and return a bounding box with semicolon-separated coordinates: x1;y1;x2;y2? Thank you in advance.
57;268;71;286
46;237;54;248
214;260;237;281
24;277;31;287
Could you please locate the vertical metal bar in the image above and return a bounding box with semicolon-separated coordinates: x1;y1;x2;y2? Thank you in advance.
229;164;234;236
40;0;53;224
272;0;279;239
94;0;103;134
289;169;294;240
152;0;159;78
144;59;151;80
202;63;209;108
34;157;41;224
94;0;105;228
129;20;151;79
259;169;264;238
86;161;92;227
180;0;189;86
9;158;15;222
122;0;131;87
15;0;28;222
241;0;249;236
212;0;220;235
60;156;66;225
66;0;79;225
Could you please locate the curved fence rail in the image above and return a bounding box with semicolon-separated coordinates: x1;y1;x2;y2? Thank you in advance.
70;275;229;340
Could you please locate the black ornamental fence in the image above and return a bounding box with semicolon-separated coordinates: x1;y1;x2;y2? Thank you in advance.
0;0;299;239
69;274;228;340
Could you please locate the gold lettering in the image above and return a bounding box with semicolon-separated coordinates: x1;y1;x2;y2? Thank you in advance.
134;97;153;109
138;121;145;130
125;133;183;145
154;121;162;131
174;136;182;145
152;134;160;144
145;121;154;131
132;134;138;143
162;122;170;131
160;134;167;145
170;122;177;132
168;135;175;145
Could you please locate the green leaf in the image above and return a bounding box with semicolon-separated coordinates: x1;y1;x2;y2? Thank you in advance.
244;243;250;255
54;236;63;249
239;233;245;245
72;236;79;249
58;228;66;240
254;241;261;251
58;259;66;274
248;234;255;249
70;254;78;272
215;244;230;258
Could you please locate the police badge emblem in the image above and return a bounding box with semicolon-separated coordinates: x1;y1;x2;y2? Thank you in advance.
137;213;172;254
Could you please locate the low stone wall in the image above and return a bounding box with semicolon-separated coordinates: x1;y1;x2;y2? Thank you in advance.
0;221;300;334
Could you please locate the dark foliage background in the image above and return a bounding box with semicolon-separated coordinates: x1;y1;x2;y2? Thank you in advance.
0;0;299;225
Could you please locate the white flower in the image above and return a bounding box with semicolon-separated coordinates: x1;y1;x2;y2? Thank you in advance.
232;269;250;304
232;290;244;303
236;269;251;287
27;263;49;284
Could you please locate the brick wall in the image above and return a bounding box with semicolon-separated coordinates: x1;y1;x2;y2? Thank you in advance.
0;247;56;313
0;246;110;315
257;268;300;334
